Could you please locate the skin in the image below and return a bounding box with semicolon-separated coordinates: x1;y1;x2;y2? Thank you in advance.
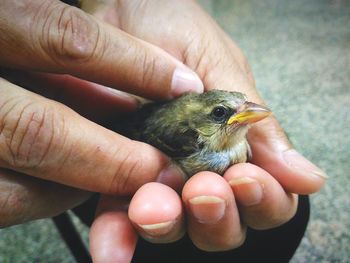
0;0;327;262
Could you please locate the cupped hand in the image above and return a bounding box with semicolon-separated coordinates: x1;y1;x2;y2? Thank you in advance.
87;1;327;262
0;0;201;226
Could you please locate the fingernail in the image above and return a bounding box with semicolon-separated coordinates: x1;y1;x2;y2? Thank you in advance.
157;164;187;191
189;196;226;224
229;177;263;206
106;87;140;106
138;220;176;236
171;68;204;97
283;149;328;179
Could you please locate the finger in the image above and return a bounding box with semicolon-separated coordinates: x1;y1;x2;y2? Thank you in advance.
0;78;184;194
182;172;245;251
2;69;138;124
248;116;327;194
0;0;203;100
224;163;298;230
0;168;90;228
128;182;185;243
90;195;137;263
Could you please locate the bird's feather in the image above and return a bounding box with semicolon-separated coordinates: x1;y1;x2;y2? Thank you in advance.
110;90;268;177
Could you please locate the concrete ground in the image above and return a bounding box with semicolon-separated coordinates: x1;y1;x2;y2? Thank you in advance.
0;0;349;262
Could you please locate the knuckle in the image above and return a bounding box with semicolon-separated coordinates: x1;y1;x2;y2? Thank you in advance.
109;148;144;195
0;185;27;228
0;98;57;170
37;3;102;64
128;47;158;91
139;52;157;89
184;41;210;81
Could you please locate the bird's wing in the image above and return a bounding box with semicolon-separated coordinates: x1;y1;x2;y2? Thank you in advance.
141;124;202;159
111;103;202;159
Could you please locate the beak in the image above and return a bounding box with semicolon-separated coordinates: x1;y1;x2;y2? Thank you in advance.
227;102;271;125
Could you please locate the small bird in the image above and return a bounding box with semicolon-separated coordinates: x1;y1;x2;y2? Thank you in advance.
114;90;271;177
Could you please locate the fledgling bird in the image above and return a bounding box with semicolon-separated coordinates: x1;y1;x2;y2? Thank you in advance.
114;90;271;177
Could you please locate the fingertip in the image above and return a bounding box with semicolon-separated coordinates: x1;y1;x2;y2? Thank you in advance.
182;172;233;225
224;163;298;229
129;182;181;224
182;172;232;225
90;210;137;263
182;172;233;224
182;172;245;251
170;67;204;98
128;182;184;243
224;163;267;207
182;172;232;201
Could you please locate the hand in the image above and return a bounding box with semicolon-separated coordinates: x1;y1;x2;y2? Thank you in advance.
0;0;202;226
85;1;327;262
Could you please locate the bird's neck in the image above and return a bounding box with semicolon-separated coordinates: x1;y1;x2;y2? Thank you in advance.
202;126;249;152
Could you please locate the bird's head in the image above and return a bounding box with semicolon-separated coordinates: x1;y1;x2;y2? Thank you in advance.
173;90;271;152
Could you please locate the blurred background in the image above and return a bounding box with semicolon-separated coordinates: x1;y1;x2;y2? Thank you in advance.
0;0;349;262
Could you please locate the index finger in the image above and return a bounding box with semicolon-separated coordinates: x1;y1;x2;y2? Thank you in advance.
0;0;203;100
0;78;183;195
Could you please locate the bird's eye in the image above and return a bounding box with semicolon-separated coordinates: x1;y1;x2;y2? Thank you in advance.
211;106;228;122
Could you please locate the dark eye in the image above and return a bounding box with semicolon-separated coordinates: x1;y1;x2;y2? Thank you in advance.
211;106;228;122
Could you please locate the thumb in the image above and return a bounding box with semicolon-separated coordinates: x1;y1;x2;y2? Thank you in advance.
248;116;327;194
0;0;203;100
0;79;184;195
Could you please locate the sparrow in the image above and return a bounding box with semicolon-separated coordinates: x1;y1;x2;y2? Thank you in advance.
114;90;271;177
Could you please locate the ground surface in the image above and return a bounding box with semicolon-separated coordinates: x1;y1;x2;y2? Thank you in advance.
0;0;349;262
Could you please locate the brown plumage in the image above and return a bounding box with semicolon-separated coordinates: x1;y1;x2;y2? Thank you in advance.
113;90;271;177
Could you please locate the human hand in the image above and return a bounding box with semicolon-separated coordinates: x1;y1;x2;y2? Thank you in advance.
86;1;327;262
0;0;202;226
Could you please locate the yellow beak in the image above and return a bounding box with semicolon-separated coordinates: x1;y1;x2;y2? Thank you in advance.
227;102;271;125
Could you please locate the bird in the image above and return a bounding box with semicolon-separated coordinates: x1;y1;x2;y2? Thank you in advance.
113;90;271;177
